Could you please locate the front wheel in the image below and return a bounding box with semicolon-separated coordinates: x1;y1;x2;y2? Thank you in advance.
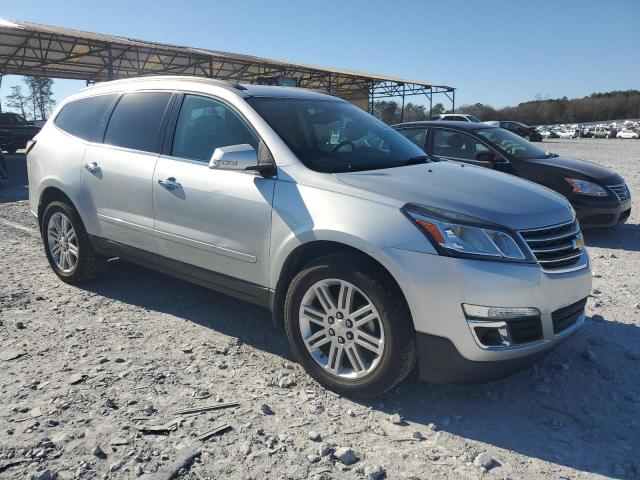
284;253;416;397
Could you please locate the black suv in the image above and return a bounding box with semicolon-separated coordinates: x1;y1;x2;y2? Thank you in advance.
393;121;631;228
0;113;40;154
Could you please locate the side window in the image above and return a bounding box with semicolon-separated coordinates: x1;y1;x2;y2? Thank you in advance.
104;92;172;152
54;94;117;141
397;128;427;150
432;130;489;160
172;94;258;162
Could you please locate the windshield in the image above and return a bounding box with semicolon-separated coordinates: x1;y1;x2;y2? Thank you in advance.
477;127;548;160
246;97;430;173
467;115;482;123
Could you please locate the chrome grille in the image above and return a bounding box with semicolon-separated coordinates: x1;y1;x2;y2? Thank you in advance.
519;219;584;272
608;183;630;202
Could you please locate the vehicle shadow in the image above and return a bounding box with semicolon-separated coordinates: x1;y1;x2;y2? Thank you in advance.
77;259;290;359
360;315;640;479
584;222;640;252
77;260;640;479
0;153;29;203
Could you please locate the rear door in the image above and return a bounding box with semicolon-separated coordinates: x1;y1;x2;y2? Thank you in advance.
152;93;275;287
81;91;174;252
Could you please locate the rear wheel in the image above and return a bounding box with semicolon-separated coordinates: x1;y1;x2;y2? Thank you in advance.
42;201;106;283
284;252;416;397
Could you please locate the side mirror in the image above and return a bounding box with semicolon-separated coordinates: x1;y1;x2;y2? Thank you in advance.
209;144;259;171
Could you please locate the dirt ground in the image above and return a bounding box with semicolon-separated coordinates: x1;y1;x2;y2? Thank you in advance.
0;138;638;480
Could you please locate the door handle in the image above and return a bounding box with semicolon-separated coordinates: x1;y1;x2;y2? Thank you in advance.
158;177;183;191
83;162;101;174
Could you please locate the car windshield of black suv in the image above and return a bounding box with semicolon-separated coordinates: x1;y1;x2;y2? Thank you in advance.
247;97;430;173
477;127;548;160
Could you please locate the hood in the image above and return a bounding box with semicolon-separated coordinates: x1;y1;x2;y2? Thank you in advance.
527;155;622;183
335;161;574;230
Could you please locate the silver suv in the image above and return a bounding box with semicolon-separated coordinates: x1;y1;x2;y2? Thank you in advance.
27;76;591;396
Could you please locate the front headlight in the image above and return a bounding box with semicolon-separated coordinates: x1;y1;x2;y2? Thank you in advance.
402;204;534;263
565;178;608;196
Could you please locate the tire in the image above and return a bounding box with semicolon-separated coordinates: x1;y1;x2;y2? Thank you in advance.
284;252;416;397
41;200;106;283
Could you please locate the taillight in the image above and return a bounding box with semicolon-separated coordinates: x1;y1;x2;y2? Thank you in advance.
25;139;37;154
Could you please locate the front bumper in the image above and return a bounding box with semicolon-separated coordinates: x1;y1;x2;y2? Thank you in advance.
572;195;631;228
377;248;592;383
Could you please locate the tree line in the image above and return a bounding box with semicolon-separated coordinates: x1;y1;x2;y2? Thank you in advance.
4;76;55;120
373;90;640;126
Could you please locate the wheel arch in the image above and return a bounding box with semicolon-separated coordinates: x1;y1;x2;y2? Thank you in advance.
271;239;410;328
38;186;80;231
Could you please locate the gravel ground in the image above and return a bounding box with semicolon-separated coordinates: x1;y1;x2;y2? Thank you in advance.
0;139;639;480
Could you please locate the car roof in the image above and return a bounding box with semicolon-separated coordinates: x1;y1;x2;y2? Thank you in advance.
79;75;343;102
392;120;495;131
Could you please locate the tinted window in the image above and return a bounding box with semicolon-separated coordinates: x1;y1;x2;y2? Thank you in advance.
247;97;428;173
54;94;117;141
104;92;172;152
477;127;547;160
397;127;427;150
432;129;489;160
172;94;258;162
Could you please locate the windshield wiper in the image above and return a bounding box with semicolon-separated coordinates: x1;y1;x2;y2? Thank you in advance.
401;155;431;166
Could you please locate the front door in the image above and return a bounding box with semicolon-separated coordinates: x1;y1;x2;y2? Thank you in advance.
152;93;275;286
81;91;173;252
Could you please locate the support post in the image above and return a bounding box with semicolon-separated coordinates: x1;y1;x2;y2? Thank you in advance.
107;44;114;80
0;75;3;113
429;88;433;119
400;83;405;122
370;80;375;115
452;89;455;113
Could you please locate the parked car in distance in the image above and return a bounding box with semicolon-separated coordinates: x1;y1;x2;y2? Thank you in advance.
558;129;578;139
485;121;542;142
28;76;592;396
434;113;482;122
591;126;612;139
393;121;631;228
0;112;41;153
616;129;639;139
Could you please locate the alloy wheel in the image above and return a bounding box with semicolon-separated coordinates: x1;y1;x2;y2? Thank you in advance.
47;212;79;273
298;279;385;379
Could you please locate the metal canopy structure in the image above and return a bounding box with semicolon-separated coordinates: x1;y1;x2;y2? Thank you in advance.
0;18;455;116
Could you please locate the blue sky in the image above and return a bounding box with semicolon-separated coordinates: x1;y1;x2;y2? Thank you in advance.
1;0;639;111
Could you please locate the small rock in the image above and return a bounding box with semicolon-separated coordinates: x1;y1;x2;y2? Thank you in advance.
308;430;321;442
259;404;273;415
412;431;424;440
592;288;601;295
427;422;437;432
114;357;125;363
609;253;617;259
634;303;640;310
319;442;334;457
68;373;85;385
30;407;43;418
581;349;598;363
388;413;403;425
31;470;52;480
135;465;144;476
105;398;117;409
16;321;26;330
364;465;385;480
307;454;321;463
143;403;156;414
278;376;294;388
240;441;251;456
591;314;604;322
473;452;494;469
333;446;358;465
181;345;193;353
92;444;107;459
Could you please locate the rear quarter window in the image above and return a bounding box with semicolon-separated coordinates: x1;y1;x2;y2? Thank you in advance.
103;92;172;153
54;94;117;141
